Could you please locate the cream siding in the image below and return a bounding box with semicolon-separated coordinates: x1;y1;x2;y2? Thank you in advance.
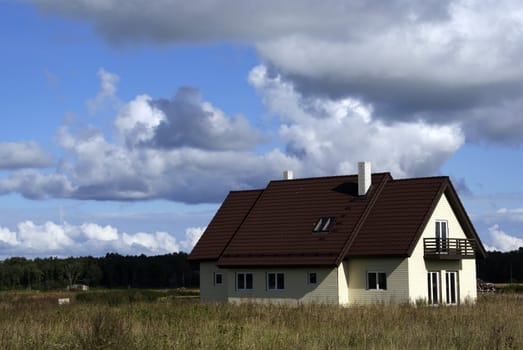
226;267;339;305
338;261;350;305
199;261;228;302
460;259;478;302
408;193;478;304
347;258;409;305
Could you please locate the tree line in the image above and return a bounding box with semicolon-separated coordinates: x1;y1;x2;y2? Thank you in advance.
477;248;523;283
0;253;198;290
0;248;520;290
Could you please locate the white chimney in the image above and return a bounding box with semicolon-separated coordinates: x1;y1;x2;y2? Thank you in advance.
283;170;294;180
358;161;371;196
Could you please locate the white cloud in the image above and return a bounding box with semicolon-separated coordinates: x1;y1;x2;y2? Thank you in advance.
0;220;198;258
114;94;165;146
86;67;120;113
147;87;265;151
81;223;118;241
122;231;180;254
0;170;73;199
496;208;523;222
180;226;205;252
0;227;18;246
33;0;523;144
486;224;523;252
249;65;464;178
17;221;75;251
0;65;467;203
0;142;53;169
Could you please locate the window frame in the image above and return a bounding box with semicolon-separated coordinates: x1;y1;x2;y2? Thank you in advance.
427;271;440;305
366;271;387;290
445;271;459;305
236;272;253;291
435;220;448;252
266;272;285;291
213;272;223;286
308;272;317;285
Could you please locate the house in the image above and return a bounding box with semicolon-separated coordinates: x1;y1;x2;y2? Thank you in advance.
188;162;486;305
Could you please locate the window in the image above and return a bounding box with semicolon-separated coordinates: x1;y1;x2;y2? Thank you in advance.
308;272;317;285
366;272;387;290
313;217;336;232
214;272;223;286
445;271;458;304
427;271;440;304
236;273;253;291
435;220;448;252
267;272;285;290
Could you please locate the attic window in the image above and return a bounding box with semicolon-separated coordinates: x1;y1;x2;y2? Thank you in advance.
313;217;336;233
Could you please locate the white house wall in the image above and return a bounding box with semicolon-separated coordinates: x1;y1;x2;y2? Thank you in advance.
347;257;409;305
460;259;478;302
407;192;478;303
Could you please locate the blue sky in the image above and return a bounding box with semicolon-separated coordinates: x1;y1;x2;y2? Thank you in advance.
0;0;522;258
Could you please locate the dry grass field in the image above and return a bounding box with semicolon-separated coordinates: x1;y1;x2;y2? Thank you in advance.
0;290;521;349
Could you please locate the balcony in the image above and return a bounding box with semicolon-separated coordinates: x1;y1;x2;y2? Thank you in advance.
423;238;478;260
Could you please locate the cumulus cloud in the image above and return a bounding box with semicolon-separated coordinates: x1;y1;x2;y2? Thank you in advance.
249;65;464;178
0;170;73;199
0;142;53;169
115;87;264;151
0;227;18;246
486;224;523;252
0;221;200;259
56;122;295;202
122;231;179;254
32;0;523;144
180;226;205;252
50;87;295;203
150;87;265;151
81;223;118;241
0;64;468;202
32;1;451;43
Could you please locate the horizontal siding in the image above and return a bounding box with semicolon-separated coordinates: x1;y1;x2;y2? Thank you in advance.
348;258;409;305
226;267;338;305
199;262;228;302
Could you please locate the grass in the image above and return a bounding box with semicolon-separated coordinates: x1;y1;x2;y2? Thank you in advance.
0;291;520;349
75;288;199;305
495;283;523;294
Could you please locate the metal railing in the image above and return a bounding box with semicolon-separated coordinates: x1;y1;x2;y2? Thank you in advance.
423;238;478;259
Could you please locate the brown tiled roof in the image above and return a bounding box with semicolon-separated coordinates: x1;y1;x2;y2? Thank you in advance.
188;190;262;261
348;177;447;257
217;173;389;266
188;173;486;266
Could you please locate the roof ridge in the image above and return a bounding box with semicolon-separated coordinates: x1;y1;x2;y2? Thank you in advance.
391;175;449;182
229;189;264;193
269;172;391;184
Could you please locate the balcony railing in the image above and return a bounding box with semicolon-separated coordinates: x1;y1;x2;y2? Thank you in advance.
423;238;478;260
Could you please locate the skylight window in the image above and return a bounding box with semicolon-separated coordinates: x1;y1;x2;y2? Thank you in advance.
313;217;336;233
